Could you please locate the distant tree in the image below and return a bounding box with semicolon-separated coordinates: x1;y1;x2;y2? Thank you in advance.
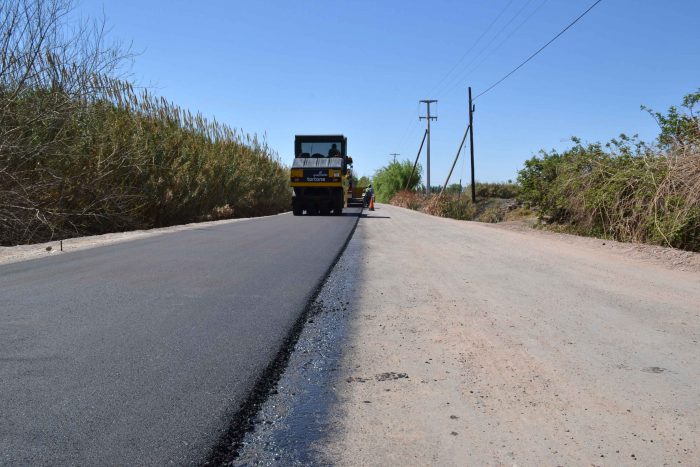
373;160;422;202
642;89;700;148
444;183;463;195
356;175;371;188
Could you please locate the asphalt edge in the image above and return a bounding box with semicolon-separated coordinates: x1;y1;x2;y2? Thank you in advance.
0;211;292;267
202;209;363;465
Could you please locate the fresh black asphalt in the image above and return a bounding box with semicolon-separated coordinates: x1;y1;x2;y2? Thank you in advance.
0;209;361;465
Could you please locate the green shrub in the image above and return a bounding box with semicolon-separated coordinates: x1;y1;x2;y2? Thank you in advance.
373;160;422;203
444;183;463;195
437;196;476;220
469;182;520;199
517;93;700;252
356;175;371;190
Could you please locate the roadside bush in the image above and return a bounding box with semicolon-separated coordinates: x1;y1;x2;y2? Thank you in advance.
517;91;700;251
471;182;520;199
424;195;476;220
444;183;463;195
439;182;519;199
0;0;289;245
355;175;372;191
390;191;523;223
373;160;422;202
390;190;426;211
391;190;475;219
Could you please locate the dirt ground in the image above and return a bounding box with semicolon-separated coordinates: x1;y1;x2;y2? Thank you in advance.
319;203;700;466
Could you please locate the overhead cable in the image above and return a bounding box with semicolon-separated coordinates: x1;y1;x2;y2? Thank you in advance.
429;0;515;97
474;0;603;100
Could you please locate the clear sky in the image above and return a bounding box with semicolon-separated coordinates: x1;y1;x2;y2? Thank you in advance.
72;0;700;185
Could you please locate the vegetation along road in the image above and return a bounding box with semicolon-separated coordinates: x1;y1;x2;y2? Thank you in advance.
0;209;360;465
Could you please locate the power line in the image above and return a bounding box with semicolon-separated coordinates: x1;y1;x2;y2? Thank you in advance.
393;102;422;160
395;0;536;169
435;0;535;98
442;0;549;97
474;0;603;101
429;0;515;97
398;116;421;156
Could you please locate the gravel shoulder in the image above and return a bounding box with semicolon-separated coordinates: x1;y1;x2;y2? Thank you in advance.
494;219;700;273
0;213;287;266
320;203;700;466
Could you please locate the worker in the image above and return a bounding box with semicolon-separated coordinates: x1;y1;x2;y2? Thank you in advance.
328;143;340;157
364;184;374;207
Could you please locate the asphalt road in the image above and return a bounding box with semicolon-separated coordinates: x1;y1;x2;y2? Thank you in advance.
0;208;361;465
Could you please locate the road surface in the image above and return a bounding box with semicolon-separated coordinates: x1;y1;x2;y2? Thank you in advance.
0;209;360;465
319;204;699;466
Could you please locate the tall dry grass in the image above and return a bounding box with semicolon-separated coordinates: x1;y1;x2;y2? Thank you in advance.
0;0;288;246
554;144;700;250
518;113;700;252
390;190;524;223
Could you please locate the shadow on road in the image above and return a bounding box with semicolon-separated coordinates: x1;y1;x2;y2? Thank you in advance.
299;212;362;217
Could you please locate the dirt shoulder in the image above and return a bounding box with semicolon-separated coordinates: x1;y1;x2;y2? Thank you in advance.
320;203;700;466
493;219;700;274
0;213;288;266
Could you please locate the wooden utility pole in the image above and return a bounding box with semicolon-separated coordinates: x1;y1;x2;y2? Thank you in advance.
468;87;476;202
406;130;428;191
419;100;437;195
390;153;400;163
440;123;471;196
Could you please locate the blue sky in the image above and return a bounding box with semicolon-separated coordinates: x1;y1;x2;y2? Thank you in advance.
73;0;700;184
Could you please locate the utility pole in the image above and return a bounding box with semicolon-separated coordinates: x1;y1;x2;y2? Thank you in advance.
440;122;470;196
468;87;476;203
406;130;428;191
390;153;400;163
419;99;437;195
